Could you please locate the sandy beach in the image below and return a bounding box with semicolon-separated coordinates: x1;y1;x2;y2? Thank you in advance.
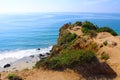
0;50;50;72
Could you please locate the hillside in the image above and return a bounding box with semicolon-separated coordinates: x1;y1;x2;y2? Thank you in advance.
1;21;120;80
35;21;120;79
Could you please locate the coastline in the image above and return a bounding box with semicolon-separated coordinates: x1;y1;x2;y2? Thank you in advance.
0;46;52;72
0;13;120;79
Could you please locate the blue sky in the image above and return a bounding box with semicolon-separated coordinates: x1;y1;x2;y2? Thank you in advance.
0;0;120;13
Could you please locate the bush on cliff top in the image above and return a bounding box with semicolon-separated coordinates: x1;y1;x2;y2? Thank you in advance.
81;21;118;36
74;21;82;26
81;21;98;37
97;27;118;36
36;50;96;69
82;21;98;30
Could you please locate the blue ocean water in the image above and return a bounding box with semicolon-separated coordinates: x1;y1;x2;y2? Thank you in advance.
0;13;120;51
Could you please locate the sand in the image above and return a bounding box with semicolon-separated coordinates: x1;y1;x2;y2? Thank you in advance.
1;69;81;80
0;54;42;72
68;26;83;36
95;33;120;78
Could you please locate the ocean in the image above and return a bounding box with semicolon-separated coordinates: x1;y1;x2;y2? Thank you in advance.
0;13;120;66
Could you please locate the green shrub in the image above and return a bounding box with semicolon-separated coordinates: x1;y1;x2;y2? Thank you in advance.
38;50;96;69
97;27;118;36
81;27;89;34
23;68;29;71
82;21;98;30
74;21;82;26
101;54;109;60
81;28;97;38
7;74;23;80
81;22;118;36
59;32;77;45
81;21;98;36
103;41;108;46
63;37;78;49
87;43;98;51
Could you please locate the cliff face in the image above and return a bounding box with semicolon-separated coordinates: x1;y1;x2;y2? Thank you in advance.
51;22;98;57
36;21;120;79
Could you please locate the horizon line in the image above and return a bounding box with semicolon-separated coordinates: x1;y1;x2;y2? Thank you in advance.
0;12;120;15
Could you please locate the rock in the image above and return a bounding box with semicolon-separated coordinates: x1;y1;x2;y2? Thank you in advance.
99;44;104;48
41;57;46;60
39;54;45;59
112;41;117;46
107;41;117;47
50;50;52;52
13;67;16;70
26;61;29;63
37;48;40;50
4;64;11;68
30;55;34;58
39;54;45;57
46;53;50;55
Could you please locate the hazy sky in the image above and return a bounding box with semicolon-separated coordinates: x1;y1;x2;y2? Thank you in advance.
0;0;120;13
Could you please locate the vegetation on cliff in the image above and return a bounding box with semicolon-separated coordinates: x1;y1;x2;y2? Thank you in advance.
59;31;77;45
36;50;96;69
97;27;118;36
36;21;117;69
7;74;23;80
81;21;118;36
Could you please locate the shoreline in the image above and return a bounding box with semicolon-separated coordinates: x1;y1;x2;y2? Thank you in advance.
0;55;38;72
0;47;52;72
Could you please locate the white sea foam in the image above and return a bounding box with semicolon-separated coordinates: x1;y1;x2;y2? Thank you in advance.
0;46;52;67
0;46;52;60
